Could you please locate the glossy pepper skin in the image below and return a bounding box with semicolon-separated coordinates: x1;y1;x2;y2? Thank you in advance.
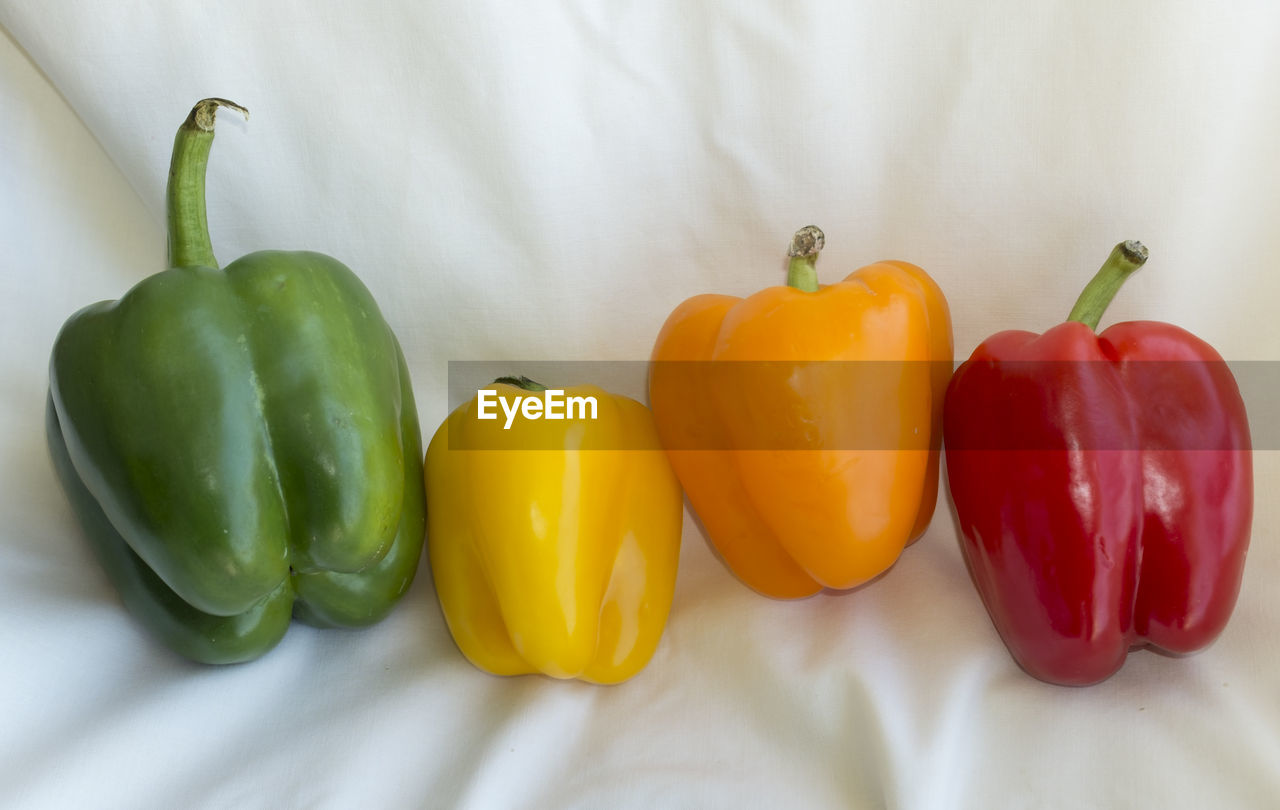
649;227;952;598
944;242;1252;686
426;379;683;683
46;99;426;664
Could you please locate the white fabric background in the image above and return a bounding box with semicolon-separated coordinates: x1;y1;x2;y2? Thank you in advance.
3;2;1279;807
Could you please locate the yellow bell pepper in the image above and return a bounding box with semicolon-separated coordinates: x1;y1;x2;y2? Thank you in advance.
425;377;683;683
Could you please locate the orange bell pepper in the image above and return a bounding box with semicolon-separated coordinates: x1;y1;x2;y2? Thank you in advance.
649;227;952;598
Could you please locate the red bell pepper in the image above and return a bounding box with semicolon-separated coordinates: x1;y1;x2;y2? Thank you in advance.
944;242;1252;686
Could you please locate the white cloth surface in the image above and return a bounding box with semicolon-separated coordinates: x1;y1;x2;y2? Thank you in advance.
3;2;1279;807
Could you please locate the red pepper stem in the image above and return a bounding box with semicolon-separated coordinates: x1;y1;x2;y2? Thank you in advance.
492;376;548;392
1065;241;1149;331
166;99;249;270
786;226;825;292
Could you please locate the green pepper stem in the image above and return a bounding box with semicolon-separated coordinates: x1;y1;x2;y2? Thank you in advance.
492;376;548;392
786;226;825;292
1065;240;1149;331
166;98;248;270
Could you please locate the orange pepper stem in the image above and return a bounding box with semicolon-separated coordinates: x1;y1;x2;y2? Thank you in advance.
1065;240;1149;331
492;376;547;391
786;226;825;293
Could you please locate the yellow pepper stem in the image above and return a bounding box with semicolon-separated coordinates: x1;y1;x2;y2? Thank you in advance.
492;376;547;392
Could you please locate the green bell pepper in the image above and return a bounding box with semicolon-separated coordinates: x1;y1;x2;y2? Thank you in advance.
46;99;426;664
